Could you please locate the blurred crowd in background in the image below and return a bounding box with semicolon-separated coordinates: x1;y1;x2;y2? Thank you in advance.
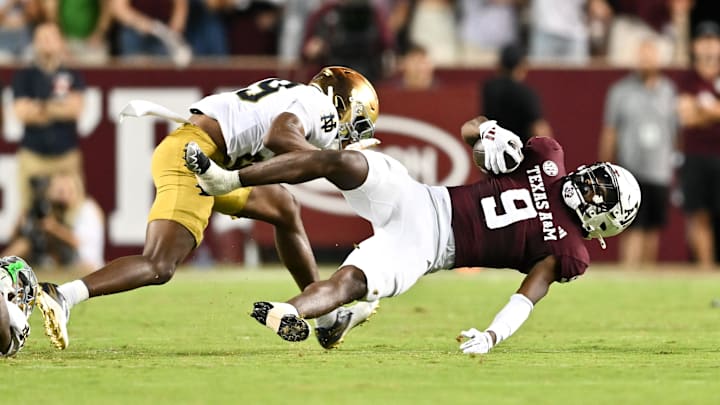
1;0;720;271
0;0;715;74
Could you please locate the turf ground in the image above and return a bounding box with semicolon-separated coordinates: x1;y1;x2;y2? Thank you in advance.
2;265;719;404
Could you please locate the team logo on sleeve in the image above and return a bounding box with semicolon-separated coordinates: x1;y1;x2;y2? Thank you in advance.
320;114;337;133
542;160;559;177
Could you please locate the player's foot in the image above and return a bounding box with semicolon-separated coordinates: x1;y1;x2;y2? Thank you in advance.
183;141;211;175
251;301;310;342
316;300;379;349
183;141;240;195
36;282;70;350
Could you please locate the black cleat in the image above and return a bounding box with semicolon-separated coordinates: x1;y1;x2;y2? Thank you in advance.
316;307;353;349
251;301;310;343
251;301;272;325
315;301;379;349
183;141;211;175
276;315;311;342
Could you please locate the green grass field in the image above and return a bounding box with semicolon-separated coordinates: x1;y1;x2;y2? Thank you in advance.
2;266;719;404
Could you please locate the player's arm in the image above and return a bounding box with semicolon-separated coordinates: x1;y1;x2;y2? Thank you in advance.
459;256;557;354
263;112;319;155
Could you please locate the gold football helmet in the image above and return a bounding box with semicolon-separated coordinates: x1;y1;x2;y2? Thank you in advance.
309;66;379;145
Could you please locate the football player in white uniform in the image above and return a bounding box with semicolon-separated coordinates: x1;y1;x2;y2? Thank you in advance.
1;256;38;357
37;66;379;350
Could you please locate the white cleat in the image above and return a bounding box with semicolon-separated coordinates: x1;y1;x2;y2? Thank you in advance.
36;283;70;350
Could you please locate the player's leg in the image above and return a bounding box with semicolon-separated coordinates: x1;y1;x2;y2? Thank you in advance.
250;265;368;342
216;183;376;347
37;125;221;349
214;184;318;290
65;125;219;297
80;220;196;295
38;219;199;350
288;265;368;317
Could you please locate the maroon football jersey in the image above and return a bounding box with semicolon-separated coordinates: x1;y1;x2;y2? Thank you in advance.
448;137;590;282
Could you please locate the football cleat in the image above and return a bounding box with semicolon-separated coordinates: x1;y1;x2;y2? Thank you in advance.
183;141;242;196
251;301;310;342
36;283;70;350
316;300;379;349
183;141;211;175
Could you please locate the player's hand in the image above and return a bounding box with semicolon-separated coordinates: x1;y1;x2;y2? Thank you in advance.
478;120;523;174
458;328;494;354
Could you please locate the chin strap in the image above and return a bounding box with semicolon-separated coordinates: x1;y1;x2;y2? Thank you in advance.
595;234;607;249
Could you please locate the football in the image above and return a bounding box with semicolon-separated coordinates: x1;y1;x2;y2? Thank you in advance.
472;139;522;173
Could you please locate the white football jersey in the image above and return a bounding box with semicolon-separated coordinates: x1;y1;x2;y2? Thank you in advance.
190;78;340;167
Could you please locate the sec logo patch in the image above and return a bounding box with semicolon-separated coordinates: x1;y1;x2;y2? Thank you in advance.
543;160;558;177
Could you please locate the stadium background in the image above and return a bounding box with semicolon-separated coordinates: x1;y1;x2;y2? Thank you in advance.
0;65;690;263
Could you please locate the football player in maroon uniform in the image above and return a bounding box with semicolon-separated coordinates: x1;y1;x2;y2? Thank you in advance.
184;116;641;353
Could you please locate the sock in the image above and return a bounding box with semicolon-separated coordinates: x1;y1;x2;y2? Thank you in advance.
265;302;299;332
314;309;339;329
199;158;242;195
58;280;90;309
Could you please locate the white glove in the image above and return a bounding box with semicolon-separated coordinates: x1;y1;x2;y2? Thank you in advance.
458;328;494;354
478;120;523;174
